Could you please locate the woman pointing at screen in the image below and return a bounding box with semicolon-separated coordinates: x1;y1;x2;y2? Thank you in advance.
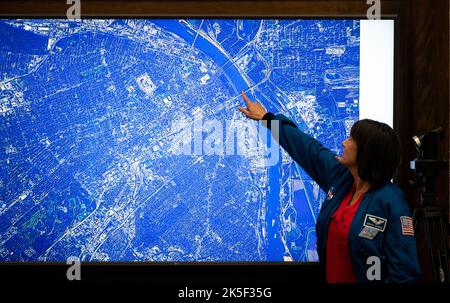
238;91;420;283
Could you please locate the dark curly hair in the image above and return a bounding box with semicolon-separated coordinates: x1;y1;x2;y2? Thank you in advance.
350;119;401;188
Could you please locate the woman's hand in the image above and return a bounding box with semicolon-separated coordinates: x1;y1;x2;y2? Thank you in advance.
238;91;267;120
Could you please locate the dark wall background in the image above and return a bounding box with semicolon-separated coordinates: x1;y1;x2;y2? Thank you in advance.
0;0;448;283
395;0;449;282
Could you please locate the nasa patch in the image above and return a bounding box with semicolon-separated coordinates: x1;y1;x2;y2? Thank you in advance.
326;186;335;200
358;226;380;240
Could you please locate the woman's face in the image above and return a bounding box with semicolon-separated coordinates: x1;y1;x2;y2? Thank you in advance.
338;136;358;167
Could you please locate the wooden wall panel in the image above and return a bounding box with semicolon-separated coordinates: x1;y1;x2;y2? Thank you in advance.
402;0;449;282
0;0;398;17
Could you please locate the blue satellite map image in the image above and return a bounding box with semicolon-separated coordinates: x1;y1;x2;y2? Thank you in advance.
0;19;360;261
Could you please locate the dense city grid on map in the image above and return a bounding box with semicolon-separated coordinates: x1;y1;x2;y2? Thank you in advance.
0;19;359;261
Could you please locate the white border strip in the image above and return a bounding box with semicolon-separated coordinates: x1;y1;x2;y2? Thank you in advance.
360;20;394;127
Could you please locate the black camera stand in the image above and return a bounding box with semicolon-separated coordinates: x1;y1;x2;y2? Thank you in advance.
411;159;449;283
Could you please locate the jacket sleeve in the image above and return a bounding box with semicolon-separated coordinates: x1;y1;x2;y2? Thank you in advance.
383;195;421;283
265;113;345;192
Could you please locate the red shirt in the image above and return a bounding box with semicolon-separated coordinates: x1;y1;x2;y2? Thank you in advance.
326;184;364;283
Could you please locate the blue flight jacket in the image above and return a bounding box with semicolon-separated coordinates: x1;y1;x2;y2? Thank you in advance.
266;113;421;283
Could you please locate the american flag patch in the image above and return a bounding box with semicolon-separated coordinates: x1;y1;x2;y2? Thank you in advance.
400;216;414;236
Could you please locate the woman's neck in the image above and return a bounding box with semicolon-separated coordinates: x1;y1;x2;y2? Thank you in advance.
349;166;371;194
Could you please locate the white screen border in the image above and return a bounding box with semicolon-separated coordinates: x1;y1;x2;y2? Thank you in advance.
360;19;394;127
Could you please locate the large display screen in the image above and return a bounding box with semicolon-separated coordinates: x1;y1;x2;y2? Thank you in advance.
0;19;393;261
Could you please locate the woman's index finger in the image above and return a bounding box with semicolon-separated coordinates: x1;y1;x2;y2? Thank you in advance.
241;90;252;107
